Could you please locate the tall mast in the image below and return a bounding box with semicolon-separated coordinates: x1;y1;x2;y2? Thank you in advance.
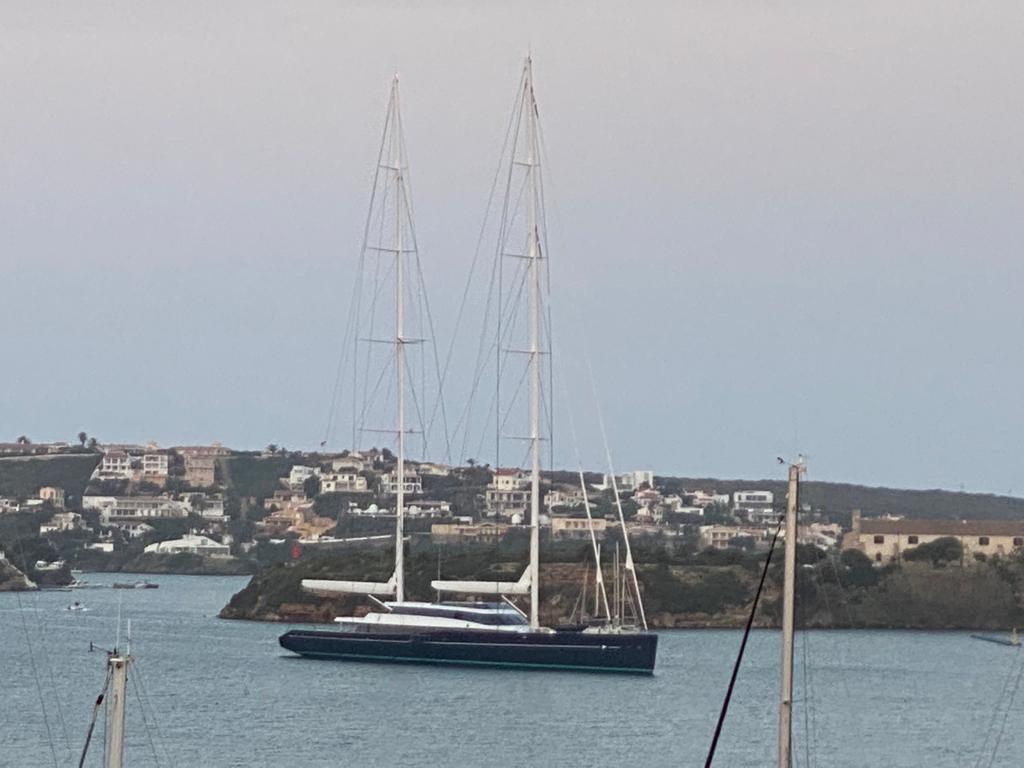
778;458;802;768
525;58;542;630
391;76;406;603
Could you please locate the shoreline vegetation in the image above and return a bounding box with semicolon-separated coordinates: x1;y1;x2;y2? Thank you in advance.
218;539;1024;631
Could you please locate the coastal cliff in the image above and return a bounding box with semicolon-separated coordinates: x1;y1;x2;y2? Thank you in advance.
0;559;37;591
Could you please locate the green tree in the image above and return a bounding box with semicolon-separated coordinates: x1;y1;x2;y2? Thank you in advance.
903;536;963;567
266;444;278;455
303;474;321;498
86;437;98;451
77;431;87;447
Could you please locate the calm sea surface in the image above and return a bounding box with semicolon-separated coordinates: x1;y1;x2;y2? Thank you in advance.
2;573;1022;767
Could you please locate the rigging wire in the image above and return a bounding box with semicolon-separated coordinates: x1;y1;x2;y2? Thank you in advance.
25;583;72;756
982;647;1024;768
129;668;163;768
705;518;784;767
973;644;1024;768
324;84;393;450
132;658;174;768
77;666;111;768
14;589;60;768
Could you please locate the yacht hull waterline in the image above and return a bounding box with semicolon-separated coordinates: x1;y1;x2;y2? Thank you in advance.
278;628;658;674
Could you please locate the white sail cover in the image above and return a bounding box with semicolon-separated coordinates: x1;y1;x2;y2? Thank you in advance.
431;567;531;596
302;571;397;597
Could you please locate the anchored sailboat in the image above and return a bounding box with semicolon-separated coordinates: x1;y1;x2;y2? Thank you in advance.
279;61;657;674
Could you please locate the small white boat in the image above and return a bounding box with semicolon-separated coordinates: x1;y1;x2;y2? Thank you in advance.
66;601;88;612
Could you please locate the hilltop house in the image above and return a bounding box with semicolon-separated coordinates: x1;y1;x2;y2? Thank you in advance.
98;451;133;479
596;470;654;492
733;491;776;524
288;465;317;490
843;512;1024;565
320;472;368;494
379;467;423;496
141;453;169;482
485;468;530;519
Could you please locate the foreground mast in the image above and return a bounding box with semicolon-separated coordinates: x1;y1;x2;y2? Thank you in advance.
778;458;803;768
104;647;130;768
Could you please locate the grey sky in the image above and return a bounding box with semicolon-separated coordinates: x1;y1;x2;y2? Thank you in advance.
2;2;1023;493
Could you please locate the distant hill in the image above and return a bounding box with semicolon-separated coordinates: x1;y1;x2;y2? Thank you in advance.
657;476;1024;521
0;454;100;501
2;451;1022;523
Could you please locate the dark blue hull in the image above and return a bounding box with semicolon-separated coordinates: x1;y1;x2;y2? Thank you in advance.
278;627;658;674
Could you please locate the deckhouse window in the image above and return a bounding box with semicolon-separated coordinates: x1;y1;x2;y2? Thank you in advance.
978;537;990;546
873;535;884;544
908;535;919;544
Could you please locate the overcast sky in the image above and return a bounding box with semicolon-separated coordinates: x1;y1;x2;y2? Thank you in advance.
2;2;1023;493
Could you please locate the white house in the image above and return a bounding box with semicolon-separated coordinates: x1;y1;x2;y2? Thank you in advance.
288;465;317;490
84;495;188;523
733;491;776;524
144;533;231;557
485;468;530;519
417;462;451;477
99;451;133;478
379;467;423;496
320;472;368;494
597;470;655;492
141;453;169;480
331;456;366;473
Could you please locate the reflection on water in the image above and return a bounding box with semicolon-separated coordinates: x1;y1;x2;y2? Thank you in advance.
2;573;1021;767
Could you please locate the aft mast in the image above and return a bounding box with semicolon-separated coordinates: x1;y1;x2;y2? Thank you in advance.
524;58;542;630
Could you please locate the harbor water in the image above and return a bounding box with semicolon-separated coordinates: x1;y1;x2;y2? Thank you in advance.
2;573;1021;767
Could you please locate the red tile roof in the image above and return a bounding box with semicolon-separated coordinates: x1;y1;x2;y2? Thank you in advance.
859;519;1024;537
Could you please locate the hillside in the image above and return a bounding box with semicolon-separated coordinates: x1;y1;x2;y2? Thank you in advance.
0;454;101;501
2;450;1022;523
657;476;1024;521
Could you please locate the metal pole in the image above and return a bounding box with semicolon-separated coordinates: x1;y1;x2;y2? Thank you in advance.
104;654;129;768
778;462;800;768
525;58;541;630
392;77;406;603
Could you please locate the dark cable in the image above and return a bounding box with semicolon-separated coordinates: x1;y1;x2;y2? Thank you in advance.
704;519;783;767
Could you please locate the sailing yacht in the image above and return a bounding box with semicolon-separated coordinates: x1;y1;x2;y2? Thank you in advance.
279;62;657;674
